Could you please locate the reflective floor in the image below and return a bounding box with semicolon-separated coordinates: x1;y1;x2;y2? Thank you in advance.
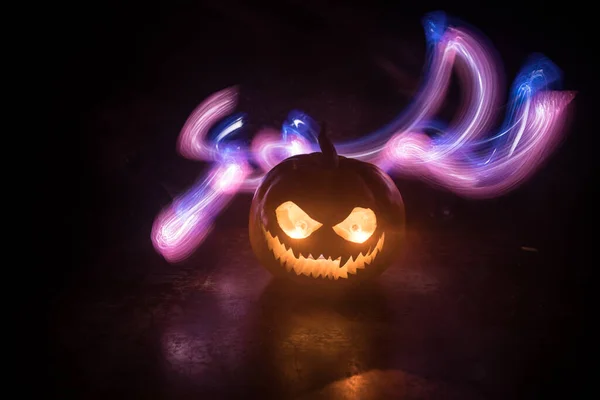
53;192;585;399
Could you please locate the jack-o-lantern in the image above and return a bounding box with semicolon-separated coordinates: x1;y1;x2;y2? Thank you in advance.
249;124;406;283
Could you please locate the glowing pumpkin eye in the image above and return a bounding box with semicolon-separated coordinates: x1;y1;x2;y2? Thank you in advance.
275;201;323;239
333;207;377;243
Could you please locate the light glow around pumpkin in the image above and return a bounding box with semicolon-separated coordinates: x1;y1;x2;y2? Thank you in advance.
275;201;323;239
151;12;574;263
263;227;385;279
332;207;377;243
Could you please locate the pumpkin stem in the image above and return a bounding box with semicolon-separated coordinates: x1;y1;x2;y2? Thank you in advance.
318;122;339;167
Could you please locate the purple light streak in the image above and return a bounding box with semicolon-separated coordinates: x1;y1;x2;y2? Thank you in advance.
152;13;575;262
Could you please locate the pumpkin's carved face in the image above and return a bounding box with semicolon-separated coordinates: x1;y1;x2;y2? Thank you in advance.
249;132;405;283
263;201;384;279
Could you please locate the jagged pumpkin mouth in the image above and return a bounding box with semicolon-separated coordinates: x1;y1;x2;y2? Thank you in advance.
261;227;385;279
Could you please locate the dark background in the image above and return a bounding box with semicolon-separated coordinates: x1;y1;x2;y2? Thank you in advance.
45;0;594;398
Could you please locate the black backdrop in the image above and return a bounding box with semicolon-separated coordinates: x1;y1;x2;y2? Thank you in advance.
42;1;595;398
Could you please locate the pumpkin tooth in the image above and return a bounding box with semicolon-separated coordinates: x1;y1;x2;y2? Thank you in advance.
310;264;320;278
379;233;385;250
323;260;332;276
314;261;325;278
301;262;311;276
308;253;315;260
369;234;384;262
293;262;303;275
330;263;338;279
290;247;299;259
325;260;333;276
284;248;295;267
285;260;293;272
322;263;329;279
355;252;366;269
341;255;353;269
273;245;286;261
327;263;335;278
302;260;311;273
370;246;379;259
346;255;358;274
285;247;294;260
339;255;351;269
337;266;348;279
317;254;325;260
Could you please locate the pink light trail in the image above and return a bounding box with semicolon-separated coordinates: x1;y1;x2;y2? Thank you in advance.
152;12;575;262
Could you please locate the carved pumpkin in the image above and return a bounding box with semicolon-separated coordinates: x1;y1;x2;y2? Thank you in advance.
249;124;405;283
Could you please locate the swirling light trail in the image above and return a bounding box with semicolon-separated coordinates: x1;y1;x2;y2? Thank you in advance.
152;12;575;262
151;162;251;262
